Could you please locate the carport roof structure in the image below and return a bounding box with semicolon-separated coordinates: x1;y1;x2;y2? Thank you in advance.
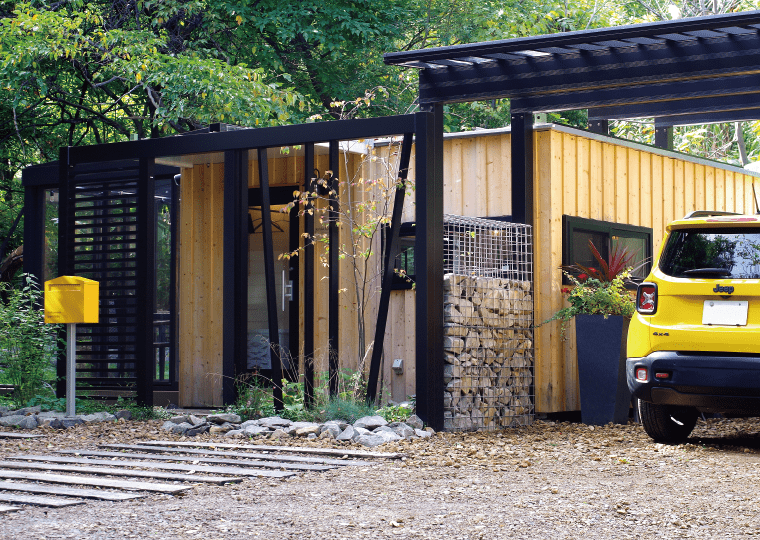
384;10;760;121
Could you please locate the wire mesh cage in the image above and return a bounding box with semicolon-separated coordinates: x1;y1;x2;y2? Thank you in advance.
442;214;534;431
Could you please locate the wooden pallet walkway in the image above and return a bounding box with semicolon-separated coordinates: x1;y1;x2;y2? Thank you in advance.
138;440;406;459
0;432;45;439
101;443;371;468
0;440;389;514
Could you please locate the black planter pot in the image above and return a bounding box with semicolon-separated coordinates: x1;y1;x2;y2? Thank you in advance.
575;314;631;425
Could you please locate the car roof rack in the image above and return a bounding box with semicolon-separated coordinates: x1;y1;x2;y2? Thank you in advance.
682;210;742;219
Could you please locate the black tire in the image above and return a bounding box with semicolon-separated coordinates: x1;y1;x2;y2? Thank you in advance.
637;399;698;443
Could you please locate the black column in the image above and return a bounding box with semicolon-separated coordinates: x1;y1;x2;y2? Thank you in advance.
328;140;340;397
588;118;609;135
56;148;71;399
21;185;43;281
303;144;316;408
223;150;248;405
415;106;444;431
654;121;674;150
511;113;534;225
258;148;284;411
135;157;156;406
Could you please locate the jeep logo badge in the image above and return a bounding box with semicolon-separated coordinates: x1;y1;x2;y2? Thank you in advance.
713;285;735;294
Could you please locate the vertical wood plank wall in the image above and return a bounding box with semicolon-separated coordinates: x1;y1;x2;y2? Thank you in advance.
534;127;760;413
178;163;225;407
176;129;759;411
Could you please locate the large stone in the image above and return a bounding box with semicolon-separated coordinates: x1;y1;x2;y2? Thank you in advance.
355;434;387;448
243;425;270;437
336;425;357;442
259;416;292;428
170;415;190;424
207;413;241;425
320;423;342;439
209;423;235;434
224;429;244;438
161;420;176;431
80;412;116;423
405;414;424;430
15;406;41;416
388;422;414;439
188;415;205;427
240;419;260;429
354;415;388;430
114;410;132;421
415;428;432;439
373;429;401;443
0;415;26;427
295;425;320;437
171;422;193;435
17;415;38;429
269;428;289;439
50;417;84;429
186;424;211;436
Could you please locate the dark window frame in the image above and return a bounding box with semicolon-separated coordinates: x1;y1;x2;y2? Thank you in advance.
385;222;416;290
562;215;653;282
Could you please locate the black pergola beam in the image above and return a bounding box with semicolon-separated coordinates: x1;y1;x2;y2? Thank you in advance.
67;116;417;164
258;148;284;411
588;98;760;125
384;10;760;65
415;35;760;105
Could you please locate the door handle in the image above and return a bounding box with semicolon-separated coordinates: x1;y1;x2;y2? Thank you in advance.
282;269;293;311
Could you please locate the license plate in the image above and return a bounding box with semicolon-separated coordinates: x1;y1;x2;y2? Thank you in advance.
702;300;748;326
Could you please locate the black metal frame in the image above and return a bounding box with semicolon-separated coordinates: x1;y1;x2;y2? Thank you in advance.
26;113;446;425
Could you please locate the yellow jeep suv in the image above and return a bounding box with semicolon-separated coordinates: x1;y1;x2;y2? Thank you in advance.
627;211;760;443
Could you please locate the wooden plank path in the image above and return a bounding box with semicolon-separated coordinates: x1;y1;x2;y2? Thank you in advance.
57;450;310;474
101;444;373;468
13;455;296;478
0;439;392;514
0;492;84;508
0;480;143;501
0;460;245;484
0;470;191;493
137;440;406;459
0;432;45;439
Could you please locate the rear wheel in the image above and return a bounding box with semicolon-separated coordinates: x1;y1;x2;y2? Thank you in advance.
638;399;698;443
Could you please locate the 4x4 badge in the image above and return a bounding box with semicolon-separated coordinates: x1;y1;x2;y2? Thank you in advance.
713;285;735;294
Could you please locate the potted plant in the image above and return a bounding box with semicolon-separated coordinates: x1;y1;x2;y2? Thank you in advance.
545;241;636;425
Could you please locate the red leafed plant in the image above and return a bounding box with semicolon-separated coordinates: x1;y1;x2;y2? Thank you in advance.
562;240;636;283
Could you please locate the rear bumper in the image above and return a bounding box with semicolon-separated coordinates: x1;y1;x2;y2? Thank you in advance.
626;351;760;414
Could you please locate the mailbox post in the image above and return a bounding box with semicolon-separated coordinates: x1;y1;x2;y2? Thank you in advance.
44;276;99;417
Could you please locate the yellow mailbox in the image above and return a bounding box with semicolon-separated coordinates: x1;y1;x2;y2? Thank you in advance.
44;276;99;324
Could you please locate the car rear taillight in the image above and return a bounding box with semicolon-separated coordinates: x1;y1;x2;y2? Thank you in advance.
635;367;649;382
636;282;658;315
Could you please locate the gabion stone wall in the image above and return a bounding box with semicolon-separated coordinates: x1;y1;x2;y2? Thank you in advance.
442;215;534;431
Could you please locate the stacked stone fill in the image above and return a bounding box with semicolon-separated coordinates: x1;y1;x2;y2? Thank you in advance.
443;273;534;431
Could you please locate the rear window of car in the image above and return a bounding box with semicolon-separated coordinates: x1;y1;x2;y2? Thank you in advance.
659;227;760;279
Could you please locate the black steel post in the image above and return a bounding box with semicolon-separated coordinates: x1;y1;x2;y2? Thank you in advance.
303;144;316;408
169;174;180;390
223;150;249;405
511;113;534;225
258;148;284;411
654;121;674;150
415;106;445;431
588;118;609;135
56;148;71;399
135;157;156;406
366;133;413;405
328;140;340;397
21;186;42;280
288;206;299;382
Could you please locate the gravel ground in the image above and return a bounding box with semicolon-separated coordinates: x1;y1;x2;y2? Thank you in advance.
2;416;760;539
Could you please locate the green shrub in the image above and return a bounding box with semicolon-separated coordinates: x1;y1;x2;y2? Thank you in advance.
0;275;59;405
